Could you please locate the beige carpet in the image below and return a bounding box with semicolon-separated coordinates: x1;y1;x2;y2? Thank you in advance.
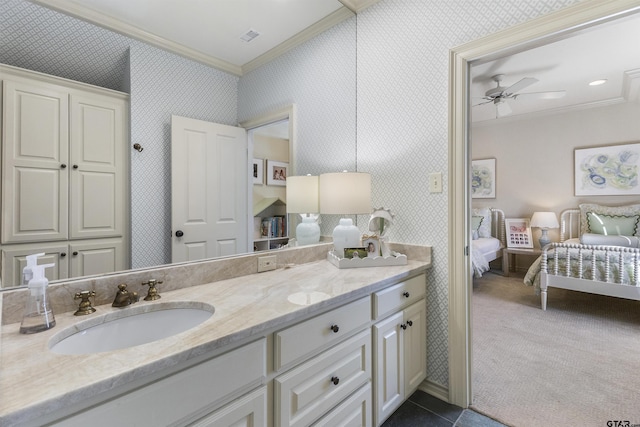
471;271;640;427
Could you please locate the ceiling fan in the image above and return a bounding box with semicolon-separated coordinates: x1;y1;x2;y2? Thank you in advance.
473;74;566;118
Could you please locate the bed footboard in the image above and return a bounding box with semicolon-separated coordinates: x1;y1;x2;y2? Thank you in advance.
539;242;640;310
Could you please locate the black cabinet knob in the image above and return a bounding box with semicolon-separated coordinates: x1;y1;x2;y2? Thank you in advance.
175;230;184;237
401;323;407;330
331;376;340;385
72;251;78;256
407;320;413;327
60;164;67;169
73;164;78;169
403;291;410;298
60;252;66;257
330;324;339;333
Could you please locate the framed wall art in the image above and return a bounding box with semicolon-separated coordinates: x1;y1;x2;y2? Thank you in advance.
505;218;533;248
574;142;640;196
252;158;264;185
471;158;496;199
266;160;288;186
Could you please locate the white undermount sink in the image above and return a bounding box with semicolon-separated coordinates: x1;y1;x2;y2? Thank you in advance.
49;302;215;355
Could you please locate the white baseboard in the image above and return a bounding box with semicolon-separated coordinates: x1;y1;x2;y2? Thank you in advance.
418;379;450;404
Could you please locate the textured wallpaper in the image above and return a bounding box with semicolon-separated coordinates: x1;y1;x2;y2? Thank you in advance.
355;0;582;388
1;0;585;392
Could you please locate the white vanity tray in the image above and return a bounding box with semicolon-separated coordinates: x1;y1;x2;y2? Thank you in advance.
327;250;408;269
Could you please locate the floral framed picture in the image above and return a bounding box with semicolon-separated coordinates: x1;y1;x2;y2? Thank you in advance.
505;218;533;248
574;142;640;196
363;236;381;257
252;158;264;185
266;160;288;186
471;158;496;199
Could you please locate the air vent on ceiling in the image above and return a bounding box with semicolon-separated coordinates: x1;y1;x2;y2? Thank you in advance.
240;29;261;43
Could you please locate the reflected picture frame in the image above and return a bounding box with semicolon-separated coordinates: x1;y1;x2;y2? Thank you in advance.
266;160;288;186
505;218;533;248
252;158;264;185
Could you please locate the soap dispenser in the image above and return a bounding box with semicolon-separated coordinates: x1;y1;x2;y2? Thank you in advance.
22;252;45;287
19;263;56;334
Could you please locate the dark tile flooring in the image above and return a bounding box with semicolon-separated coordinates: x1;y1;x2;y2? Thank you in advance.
382;390;507;427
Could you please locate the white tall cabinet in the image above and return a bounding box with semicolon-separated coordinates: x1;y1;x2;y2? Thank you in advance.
0;64;129;287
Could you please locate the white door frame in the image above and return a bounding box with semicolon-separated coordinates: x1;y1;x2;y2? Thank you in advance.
447;0;640;407
240;105;297;250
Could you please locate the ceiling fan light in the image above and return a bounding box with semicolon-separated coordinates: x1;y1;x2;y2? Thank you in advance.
495;99;512;117
589;79;607;86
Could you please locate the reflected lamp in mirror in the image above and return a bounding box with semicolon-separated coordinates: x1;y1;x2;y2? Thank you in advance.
319;171;371;256
530;211;559;248
286;175;320;246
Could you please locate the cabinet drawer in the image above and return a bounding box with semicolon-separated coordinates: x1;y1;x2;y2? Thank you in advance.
52;339;266;427
274;296;371;370
188;386;267;427
373;274;425;320
312;382;372;427
274;329;371;427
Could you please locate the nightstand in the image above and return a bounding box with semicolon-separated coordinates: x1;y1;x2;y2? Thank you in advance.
502;247;542;276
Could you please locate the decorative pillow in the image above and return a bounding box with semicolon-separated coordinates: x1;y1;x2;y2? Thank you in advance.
586;212;639;236
472;207;491;238
580;233;640;248
579;203;640;237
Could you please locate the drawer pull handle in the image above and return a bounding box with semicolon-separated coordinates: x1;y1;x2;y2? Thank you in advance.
407;320;413;327
331;376;340;385
330;324;339;333
403;291;410;298
401;323;407;330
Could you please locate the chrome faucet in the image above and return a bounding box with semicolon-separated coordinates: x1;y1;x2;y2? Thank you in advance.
112;283;139;307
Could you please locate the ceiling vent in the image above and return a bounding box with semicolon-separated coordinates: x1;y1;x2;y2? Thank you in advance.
240;29;261;43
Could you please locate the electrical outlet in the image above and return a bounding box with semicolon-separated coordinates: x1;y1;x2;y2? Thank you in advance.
429;172;442;193
257;255;277;272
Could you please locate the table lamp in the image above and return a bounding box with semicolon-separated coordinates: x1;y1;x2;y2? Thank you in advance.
530;211;559;248
286;175;320;246
319;171;371;255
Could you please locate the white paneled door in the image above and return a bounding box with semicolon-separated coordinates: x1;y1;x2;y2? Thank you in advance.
171;116;248;263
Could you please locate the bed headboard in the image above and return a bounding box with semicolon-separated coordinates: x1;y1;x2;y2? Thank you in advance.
560;209;580;242
490;208;506;247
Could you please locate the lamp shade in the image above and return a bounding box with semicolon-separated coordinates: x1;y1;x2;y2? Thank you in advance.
286;175;318;214
319;172;371;214
530;212;559;229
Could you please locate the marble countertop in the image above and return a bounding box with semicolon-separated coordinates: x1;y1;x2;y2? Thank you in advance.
0;257;429;426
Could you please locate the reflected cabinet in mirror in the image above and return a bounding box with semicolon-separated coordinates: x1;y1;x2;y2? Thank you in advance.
0;0;357;289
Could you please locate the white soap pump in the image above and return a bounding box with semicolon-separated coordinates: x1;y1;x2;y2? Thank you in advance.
19;263;56;334
22;252;45;287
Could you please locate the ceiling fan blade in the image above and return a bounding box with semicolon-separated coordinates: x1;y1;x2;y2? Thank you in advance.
472;99;494;106
514;90;566;100
496;100;512;117
503;77;538;95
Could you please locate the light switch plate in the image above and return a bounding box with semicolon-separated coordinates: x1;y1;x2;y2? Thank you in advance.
429;172;442;193
257;255;277;272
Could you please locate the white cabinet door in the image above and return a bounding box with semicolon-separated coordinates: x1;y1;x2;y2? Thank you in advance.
373;311;404;425
188;386;267;427
69;238;125;278
403;300;427;395
2;79;69;243
2;242;69;285
69;93;126;239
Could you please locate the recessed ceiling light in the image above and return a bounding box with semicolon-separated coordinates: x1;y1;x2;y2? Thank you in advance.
589;79;607;86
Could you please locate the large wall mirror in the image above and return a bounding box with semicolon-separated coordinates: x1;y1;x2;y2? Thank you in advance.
0;0;357;289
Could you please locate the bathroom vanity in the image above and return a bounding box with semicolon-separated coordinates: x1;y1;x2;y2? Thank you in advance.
0;244;430;426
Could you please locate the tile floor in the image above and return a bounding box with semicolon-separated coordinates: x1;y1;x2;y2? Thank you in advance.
381;390;507;427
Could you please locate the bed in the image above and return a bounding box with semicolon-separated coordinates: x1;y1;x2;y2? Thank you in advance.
524;204;640;310
471;207;505;278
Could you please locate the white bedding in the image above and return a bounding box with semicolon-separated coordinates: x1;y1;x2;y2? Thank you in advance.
472;237;502;278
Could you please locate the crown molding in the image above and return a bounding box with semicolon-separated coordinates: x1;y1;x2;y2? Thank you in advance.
28;0;357;77
339;0;381;13
242;7;354;74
